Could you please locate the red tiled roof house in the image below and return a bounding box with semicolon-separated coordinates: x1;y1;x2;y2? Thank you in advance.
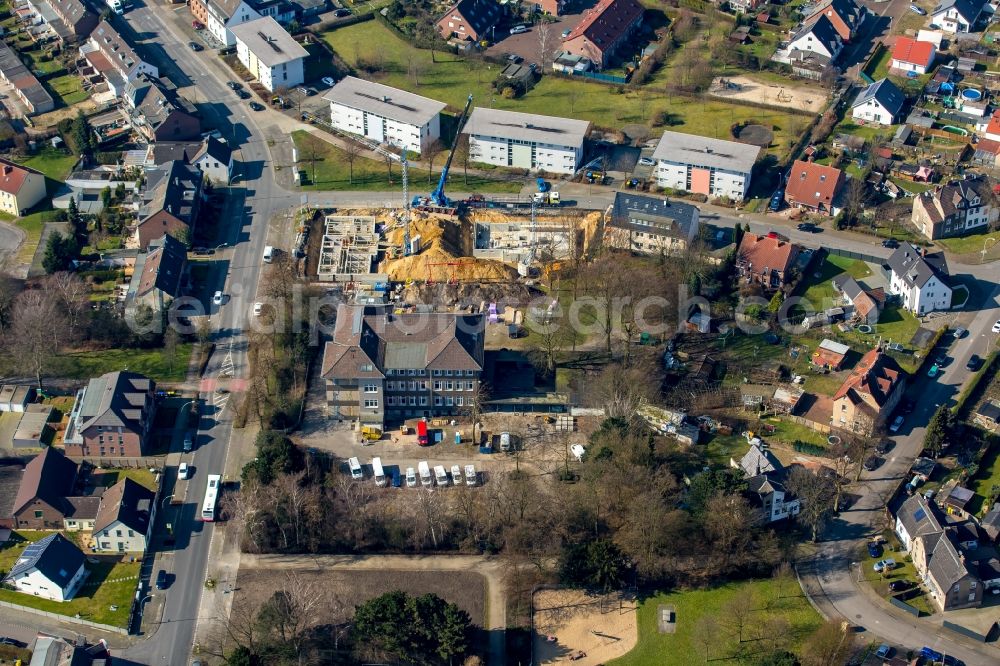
784;159;845;216
832;348;906;433
561;0;644;69
891;37;936;75
736;232;800;290
0;158;45;217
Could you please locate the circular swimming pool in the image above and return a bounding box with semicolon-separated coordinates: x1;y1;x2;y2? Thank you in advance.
962;88;983;101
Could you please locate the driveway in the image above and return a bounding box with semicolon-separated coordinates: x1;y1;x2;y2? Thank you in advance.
0;220;25;275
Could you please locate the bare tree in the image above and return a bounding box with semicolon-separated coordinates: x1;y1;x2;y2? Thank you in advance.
424;138;445;185
343;139;363;186
772;561;795;604
692;614;719;662
221;481;267;553
845;177;868;225
787;467;837;542
4;289;66;390
453;134;471;186
722;589;756;643
801;620;851;666
0;273;23;334
593;361;658;421
460;381;489;446
299;136;322;185
408;58;426;87
163;327;180;375
44;272;88;340
537;22;556;71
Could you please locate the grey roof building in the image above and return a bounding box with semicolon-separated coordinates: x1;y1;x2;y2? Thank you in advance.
852;78;905;117
126;233;187;316
464;108;591;150
0;42;54;116
886;242;951;290
604;192;700;255
982;503;1000;542
790;14;842;60
63;371;156;457
324;76;447;129
895;493;944;550
229;16;308;67
4;533;86;601
652;131;761;174
912;176;997;240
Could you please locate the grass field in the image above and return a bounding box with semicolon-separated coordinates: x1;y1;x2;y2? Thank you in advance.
90;467;159;493
47;73;89;106
0;531;138;627
608;578;822;664
798;254;872;307
292;130;520;193
13;208;63;264
18;148;78;182
57;344;193;383
320;21;797;155
936;229;1000;255
968;441;1000;516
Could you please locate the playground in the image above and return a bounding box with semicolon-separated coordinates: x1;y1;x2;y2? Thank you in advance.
709;75;827;113
533;588;638;664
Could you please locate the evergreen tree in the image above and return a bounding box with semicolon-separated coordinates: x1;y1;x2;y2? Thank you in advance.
924;406;952;457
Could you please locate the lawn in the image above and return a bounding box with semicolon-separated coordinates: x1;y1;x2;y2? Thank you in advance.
90;467;159;493
13;207;62;264
18;147;78;182
859;533;935;616
0;531;138;627
47;73;89;106
798;254;872;308
57;344;193;383
321;21;796;156
967;441;1000;517
608;578;822;664
935;229;1000;255
292;130;521;193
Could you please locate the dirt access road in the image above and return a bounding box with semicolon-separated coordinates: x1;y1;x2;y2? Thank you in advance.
239;553;508;665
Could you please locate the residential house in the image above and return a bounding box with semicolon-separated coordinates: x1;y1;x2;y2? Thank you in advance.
93;478;155;553
125;75;201;143
80;20;158;97
27;636;112;666
926;528;984;610
832;347;906;433
463;108;590;175
982;110;1000;141
891;37;936;74
320;304;485;429
436;0;503;42
729;0;767;14
146;136;234;184
787;15;844;62
603;192;700;255
803;0;866;42
62;371;157;458
0;158;46;216
190;0;262;47
730;441;801;523
125;234;187;317
886;242;953;314
896;494;945;552
10;447;79;530
784;159;845;216
930;0;987;34
561;0;645;70
23;0;97;44
832;274;885;324
535;0;566;15
736;232;800;291
975;401;1000;430
811;338;850;370
982;503;1000;542
651;131;761;201
911;177;998;240
851;78;905;126
943;485;975;518
0;42;54;116
230;17;307;92
972;137;1000;169
3;533;86;602
324;77;446;156
134;160;204;250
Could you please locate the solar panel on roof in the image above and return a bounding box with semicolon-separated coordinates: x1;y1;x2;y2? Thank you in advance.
914;507;926;522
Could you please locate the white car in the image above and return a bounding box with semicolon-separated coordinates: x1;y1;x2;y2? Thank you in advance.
212;290;224;305
510;25;528;34
178;462;190;480
873;558;897;572
321;76;335;87
253;302;263;317
993;319;1000;333
183;432;193;452
889;415;904;433
406;467;417;488
909;4;927;14
638;157;655;167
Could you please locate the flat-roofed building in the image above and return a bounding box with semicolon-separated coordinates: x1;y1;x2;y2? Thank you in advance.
603;192;700;255
652;131;761;201
323;77;446;156
463;108;590;175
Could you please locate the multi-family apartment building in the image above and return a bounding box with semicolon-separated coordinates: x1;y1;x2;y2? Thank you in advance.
651;131;760;201
230;16;307;92
911;176;998;240
63;371;157;457
463;108;590;175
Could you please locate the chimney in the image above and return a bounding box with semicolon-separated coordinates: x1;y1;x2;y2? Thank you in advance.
2;166;10;175
921;247;927;257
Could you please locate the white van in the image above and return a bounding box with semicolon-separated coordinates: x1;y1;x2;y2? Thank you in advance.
406;467;417;487
451;465;462;485
106;0;124;14
263;245;274;263
464;464;476;486
418;461;432;487
348;457;363;480
372;457;386;487
434;465;449;487
499;431;511;452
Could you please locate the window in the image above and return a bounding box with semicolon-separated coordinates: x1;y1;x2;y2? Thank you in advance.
419;397;428;406
466;382;474;391
360;364;373;372
433;370;442;376
434;397;443;406
446;397;454;406
116;530;122;537
420;381;428;390
434;381;442;391
466;370;474;376
34;510;43;519
363;399;379;409
364;384;378;393
408;369;416;376
387;397;395;406
445;370;453;376
456;397;464;406
408;381;417;391
409;396;417;406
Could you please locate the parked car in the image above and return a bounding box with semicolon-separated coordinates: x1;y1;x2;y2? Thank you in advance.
888;580;911;592
934;354;949;367
561;28;571;38
881;238;899;248
797;222;820;232
769;191;783;211
334;8;351;16
873;558;896;572
155;569;169;590
876;439;893;455
952;326;967;338
889;415;904;433
910;3;927;14
927;363;940;378
253;302;263;317
875;644;892;658
863;456;882;471
249;101;264;111
993;319;1000;333
902;398;916;414
507;53;522;63
183;432;193;452
193;20;204;29
188;41;203;51
321;76;336;87
178;462;190;480
510;24;529;34
227;81;242;90
638;156;655;166
237;89;251;100
0;637;25;648
405;467;417;487
966;354;982;371
212;290;224;305
867;541;882;558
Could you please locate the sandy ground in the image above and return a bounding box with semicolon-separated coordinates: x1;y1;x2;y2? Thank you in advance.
533;588;638;665
708;75;827;114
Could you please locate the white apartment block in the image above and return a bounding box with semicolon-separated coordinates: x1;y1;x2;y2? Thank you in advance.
462;108;590;175
652;131;760;201
323;77;446;156
230;17;306;92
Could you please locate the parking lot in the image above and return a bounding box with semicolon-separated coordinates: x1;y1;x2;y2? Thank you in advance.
485;12;589;66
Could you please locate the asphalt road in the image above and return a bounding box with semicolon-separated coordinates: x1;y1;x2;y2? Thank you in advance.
118;3;296;664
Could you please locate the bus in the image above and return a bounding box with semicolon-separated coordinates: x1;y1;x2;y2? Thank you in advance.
201;474;222;521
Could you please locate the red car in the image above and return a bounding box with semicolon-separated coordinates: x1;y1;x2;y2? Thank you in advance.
192;20;204;29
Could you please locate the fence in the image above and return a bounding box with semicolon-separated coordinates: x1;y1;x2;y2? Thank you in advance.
889;596;921;617
67;456;165;469
910;126;974;144
825;247;886;265
0;598;128;635
786;414;832;434
943;619;992;642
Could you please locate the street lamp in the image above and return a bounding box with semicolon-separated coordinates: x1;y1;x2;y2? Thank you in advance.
138;594;152;617
982;236;999;263
161;494;174;512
